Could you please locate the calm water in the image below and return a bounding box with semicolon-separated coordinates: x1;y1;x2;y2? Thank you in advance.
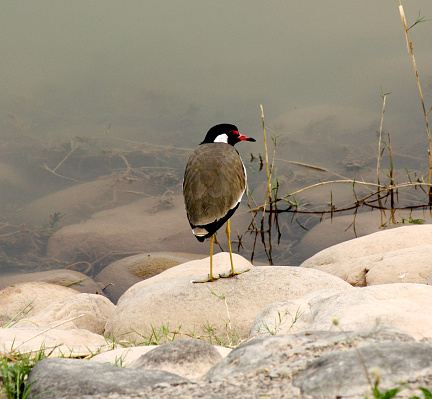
1;1;432;273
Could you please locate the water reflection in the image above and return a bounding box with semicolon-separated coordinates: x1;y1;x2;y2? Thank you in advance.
0;1;432;279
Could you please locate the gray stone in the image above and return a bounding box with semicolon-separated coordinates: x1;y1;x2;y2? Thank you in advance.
294;342;432;397
39;326;426;399
26;358;188;399
206;325;416;383
130;338;223;379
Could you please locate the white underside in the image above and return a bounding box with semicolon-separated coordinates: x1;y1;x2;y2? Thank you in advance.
193;227;208;236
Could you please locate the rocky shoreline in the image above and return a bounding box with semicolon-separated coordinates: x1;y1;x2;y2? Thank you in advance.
1;225;432;398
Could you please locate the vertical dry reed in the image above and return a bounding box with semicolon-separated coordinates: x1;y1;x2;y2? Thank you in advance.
399;1;432;203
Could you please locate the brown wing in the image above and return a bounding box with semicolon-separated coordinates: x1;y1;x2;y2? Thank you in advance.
183;143;246;227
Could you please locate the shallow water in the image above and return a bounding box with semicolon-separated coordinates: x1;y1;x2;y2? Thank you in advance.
1;1;432;275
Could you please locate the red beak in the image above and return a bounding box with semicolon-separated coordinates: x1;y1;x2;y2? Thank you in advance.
236;131;256;142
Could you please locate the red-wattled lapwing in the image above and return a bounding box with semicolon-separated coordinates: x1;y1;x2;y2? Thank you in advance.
183;124;256;283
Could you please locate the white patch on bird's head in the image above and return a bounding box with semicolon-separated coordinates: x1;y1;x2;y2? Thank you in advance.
213;133;228;143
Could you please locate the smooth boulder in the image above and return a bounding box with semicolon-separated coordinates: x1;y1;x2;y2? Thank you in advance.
0;269;102;294
95;252;205;303
295;212;432;263
300;224;432;286
0;281;79;324
105;256;352;343
17;293;115;334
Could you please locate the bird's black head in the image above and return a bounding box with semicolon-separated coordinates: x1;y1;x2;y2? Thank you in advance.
201;123;256;146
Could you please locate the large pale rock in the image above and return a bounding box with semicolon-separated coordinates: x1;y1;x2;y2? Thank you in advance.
0;327;108;356
295;211;432;263
46;196;251;263
117;252;254;305
0;282;79;324
105;258;351;343
250;283;432;340
17;293;115;334
0;269;103;294
300;224;432;286
365;244;432;285
95;252;205;303
130;338;223;379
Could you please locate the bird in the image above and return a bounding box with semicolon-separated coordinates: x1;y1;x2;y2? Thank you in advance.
183;123;256;283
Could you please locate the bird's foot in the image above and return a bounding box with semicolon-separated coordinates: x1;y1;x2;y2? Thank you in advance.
191;274;220;283
219;268;250;279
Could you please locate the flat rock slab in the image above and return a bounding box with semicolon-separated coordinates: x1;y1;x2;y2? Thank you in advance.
250;283;432;340
105;260;351;343
0;269;102;294
26;358;188;399
300;225;432;286
0;327;107;356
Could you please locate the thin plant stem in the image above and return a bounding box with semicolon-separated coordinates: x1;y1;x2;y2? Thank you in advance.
387;132;396;222
260;105;272;203
377;91;388;187
10;315;86;354
249;180;432;213
399;1;432;203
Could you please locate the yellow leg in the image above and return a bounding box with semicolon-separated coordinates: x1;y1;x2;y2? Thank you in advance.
192;234;219;283
219;219;250;278
210;234;215;280
226;219;235;275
